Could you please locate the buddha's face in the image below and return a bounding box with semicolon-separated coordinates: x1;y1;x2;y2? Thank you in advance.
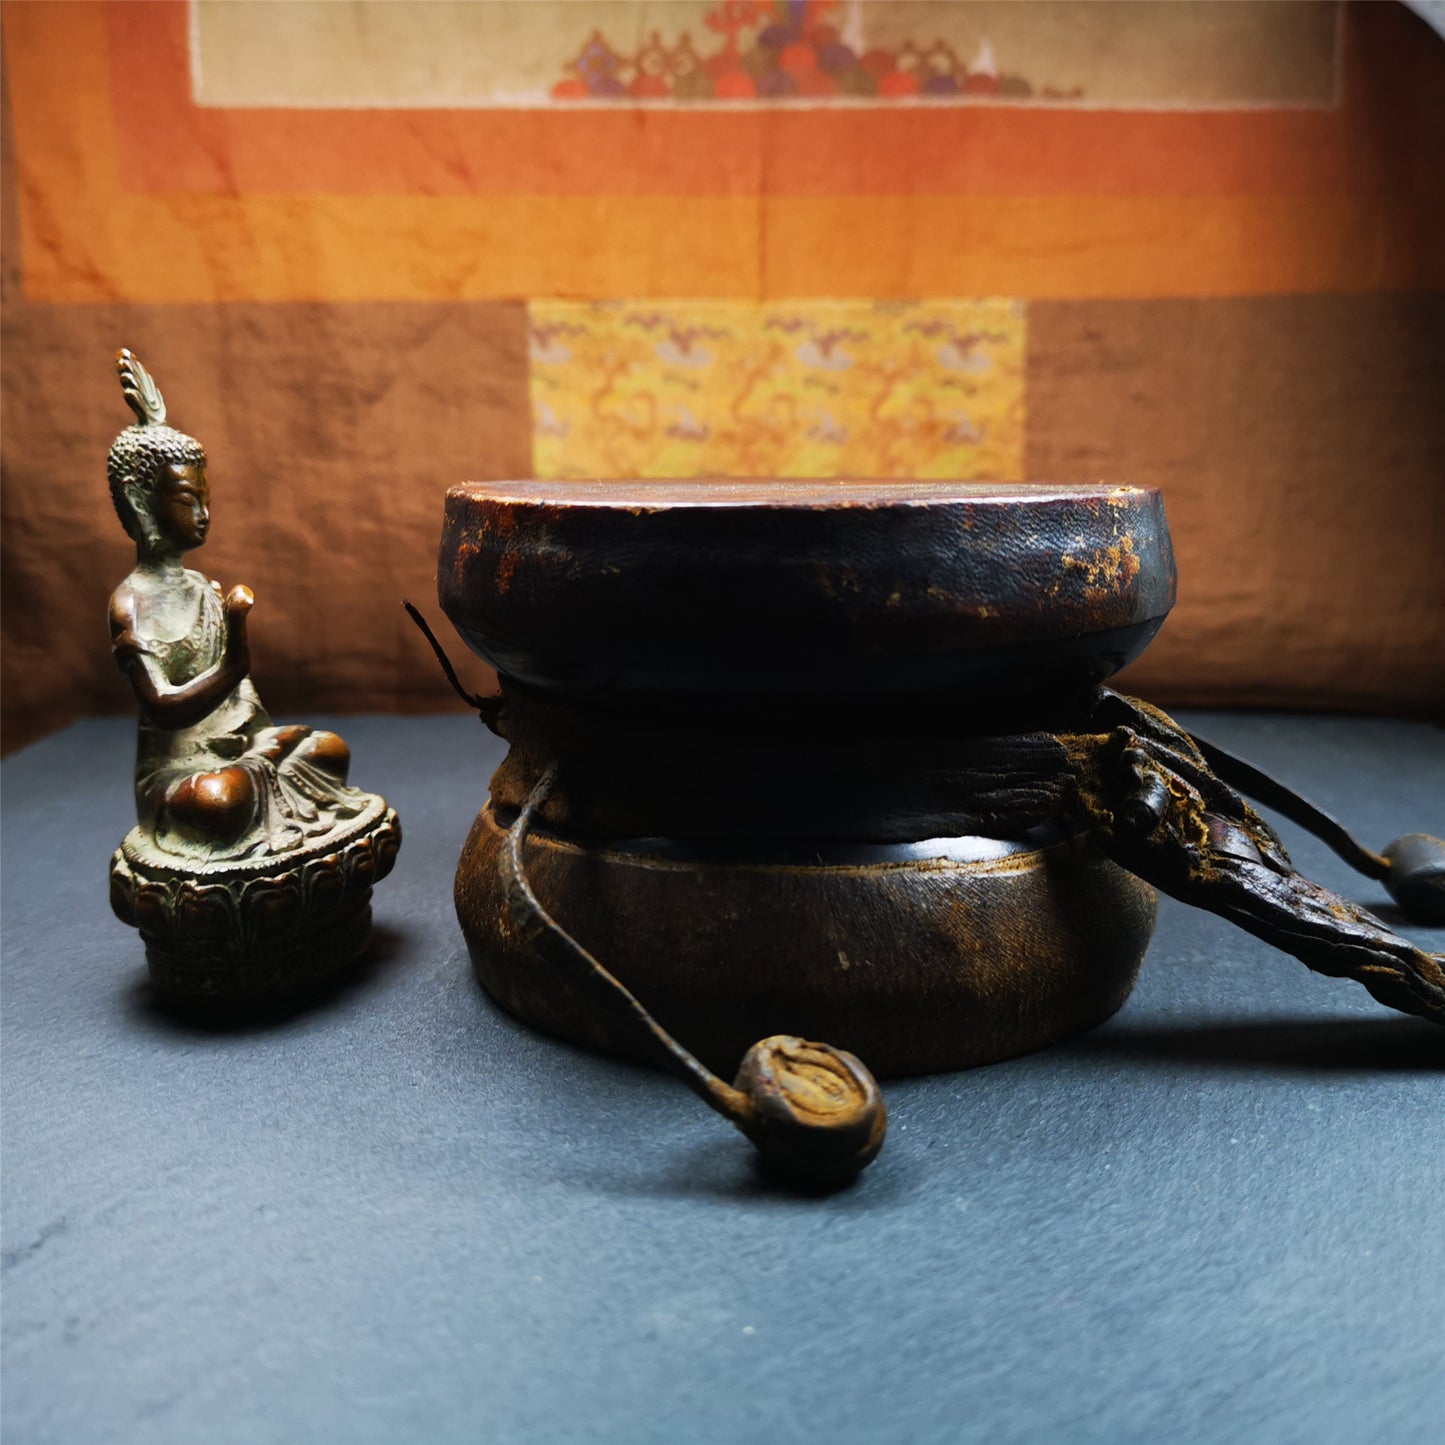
154;462;210;550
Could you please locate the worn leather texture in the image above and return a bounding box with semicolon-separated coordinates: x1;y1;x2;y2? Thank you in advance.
440;482;1177;697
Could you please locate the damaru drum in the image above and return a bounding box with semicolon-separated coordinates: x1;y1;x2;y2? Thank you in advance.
438;480;1177;1077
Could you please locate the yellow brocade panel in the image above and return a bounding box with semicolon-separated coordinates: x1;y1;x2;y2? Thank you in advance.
529;300;1026;480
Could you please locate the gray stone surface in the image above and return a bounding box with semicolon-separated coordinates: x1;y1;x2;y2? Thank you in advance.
3;712;1443;1445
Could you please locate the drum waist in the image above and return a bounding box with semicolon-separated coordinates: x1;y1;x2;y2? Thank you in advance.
484;678;1087;845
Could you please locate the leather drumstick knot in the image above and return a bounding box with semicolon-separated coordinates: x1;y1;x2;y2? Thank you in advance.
733;1036;887;1187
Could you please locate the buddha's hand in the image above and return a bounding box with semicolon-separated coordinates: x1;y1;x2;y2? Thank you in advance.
223;585;254;670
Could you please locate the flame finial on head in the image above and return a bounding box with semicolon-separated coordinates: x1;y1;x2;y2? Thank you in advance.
116;348;168;427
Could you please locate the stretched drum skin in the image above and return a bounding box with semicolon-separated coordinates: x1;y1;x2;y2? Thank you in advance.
439;480;1176;700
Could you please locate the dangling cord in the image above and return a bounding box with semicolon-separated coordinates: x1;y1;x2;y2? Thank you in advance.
403;601;503;731
501;766;887;1187
1186;730;1444;924
406;598;885;1181
1187;733;1387;876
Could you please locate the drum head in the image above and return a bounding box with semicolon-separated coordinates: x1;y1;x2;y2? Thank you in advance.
439;480;1176;699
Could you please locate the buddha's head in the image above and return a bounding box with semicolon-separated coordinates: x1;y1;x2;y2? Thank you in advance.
107;350;209;551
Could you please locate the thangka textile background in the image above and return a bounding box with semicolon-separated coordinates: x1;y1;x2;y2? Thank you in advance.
3;1;1443;750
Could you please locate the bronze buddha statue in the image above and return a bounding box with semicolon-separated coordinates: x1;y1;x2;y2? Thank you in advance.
106;350;400;997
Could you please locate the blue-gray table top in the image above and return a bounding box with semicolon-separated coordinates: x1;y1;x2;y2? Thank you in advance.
3;711;1442;1445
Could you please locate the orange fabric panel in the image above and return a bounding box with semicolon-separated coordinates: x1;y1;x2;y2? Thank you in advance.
3;2;1443;752
5;1;1443;304
17;191;1443;304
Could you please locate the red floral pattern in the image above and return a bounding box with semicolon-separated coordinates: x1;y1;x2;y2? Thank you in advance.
550;0;1067;104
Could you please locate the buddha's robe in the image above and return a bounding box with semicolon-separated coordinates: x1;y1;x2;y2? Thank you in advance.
131;578;365;861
